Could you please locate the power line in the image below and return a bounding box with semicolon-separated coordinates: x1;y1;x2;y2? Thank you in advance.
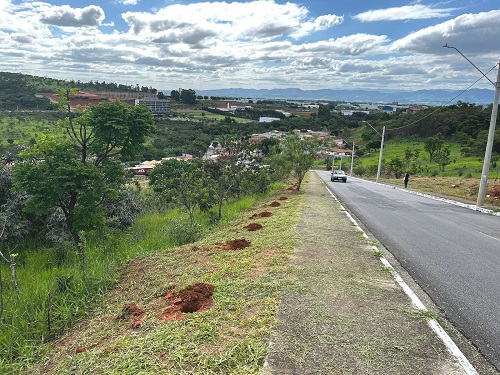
388;63;498;132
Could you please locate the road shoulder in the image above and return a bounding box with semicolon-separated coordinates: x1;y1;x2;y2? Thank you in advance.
263;172;467;374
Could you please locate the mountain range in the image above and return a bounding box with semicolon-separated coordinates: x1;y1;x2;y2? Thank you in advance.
194;88;496;106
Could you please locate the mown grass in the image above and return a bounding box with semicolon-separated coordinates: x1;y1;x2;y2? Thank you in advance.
0;181;293;374
172;109;254;123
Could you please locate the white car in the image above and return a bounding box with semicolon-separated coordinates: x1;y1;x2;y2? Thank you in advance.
330;170;347;183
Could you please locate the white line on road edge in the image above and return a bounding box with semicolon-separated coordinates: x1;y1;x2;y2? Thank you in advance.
321;177;479;375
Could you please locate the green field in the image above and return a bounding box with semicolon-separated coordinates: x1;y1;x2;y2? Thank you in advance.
173;109;255;123
355;139;498;178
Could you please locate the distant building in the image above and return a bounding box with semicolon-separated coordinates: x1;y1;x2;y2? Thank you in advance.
259;117;281;122
135;97;170;113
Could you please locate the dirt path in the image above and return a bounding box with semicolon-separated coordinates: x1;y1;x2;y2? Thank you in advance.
262;172;467;374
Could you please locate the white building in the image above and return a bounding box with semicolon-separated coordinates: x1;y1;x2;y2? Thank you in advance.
259;117;281;122
135;97;170;113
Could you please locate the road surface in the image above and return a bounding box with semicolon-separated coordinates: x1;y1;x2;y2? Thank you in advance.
316;170;500;371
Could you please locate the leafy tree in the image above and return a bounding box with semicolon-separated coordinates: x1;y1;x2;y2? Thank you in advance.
180;89;197;105
271;134;319;190
170;90;180;102
386;157;405;178
13;96;154;266
424;137;444;162
403;147;421;174
149;159;212;224
259;137;281;155
434;146;451;172
317;104;331;121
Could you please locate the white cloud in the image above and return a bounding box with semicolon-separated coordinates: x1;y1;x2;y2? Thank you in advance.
354;4;458;22
0;0;497;91
294;34;390;56
122;0;342;43
391;10;500;55
39;5;105;27
117;0;140;5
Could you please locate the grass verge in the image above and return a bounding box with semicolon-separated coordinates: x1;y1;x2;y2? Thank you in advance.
18;185;303;374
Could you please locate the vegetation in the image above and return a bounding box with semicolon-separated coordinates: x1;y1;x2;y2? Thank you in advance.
1;71;500;372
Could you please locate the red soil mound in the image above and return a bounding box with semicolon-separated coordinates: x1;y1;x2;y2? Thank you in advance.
244;223;263;231
258;211;273;217
216;238;251;250
160;283;215;321
279;196;288;200
269;201;281;207
123;302;146;328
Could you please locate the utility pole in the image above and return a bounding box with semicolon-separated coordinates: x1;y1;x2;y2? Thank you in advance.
350;143;355;177
362;121;385;183
443;45;499;207
377;126;385;183
477;62;500;206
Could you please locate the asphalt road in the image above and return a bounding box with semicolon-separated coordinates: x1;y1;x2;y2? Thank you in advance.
315;170;500;371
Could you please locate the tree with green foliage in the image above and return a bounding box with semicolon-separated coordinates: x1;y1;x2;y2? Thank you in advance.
403;147;421;174
386;157;405;178
180;89;197;105
317;104;332;121
434;146;451;172
170;90;180;102
13;96;154;266
149;159;212;224
424;137;444;162
270;134;319;191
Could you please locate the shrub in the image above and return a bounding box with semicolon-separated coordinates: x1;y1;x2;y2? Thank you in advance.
166;216;202;246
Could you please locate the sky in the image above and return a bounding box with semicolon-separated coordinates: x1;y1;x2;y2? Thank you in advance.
1;0;500;92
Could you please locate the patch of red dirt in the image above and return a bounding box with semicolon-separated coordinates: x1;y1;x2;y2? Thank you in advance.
268;201;281;207
279;196;288;200
123;302;146;328
257;211;273;217
490;184;500;197
287;185;296;190
244;223;263;231
160;283;215;322
216;238;251;250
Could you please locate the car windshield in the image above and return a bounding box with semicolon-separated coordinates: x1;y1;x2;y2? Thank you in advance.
334;170;344;174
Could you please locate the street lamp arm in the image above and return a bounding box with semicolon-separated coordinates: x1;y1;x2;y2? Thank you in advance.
443;44;495;86
362;120;382;137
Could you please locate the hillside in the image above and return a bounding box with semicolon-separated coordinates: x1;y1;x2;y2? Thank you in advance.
0;72;158;111
195;87;496;106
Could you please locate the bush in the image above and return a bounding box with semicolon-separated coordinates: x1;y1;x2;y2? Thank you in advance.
166;216;202;246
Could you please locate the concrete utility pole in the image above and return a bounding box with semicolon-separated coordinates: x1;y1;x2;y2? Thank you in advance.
363;121;385;183
477;62;500;206
443;44;499;206
350;143;355;177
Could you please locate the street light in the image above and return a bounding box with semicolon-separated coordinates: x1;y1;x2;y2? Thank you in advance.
363;121;385;183
443;44;500;206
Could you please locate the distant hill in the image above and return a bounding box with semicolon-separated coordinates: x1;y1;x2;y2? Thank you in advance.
193;88;496;106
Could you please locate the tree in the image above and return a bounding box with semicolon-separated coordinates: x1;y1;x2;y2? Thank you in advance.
149;159;212;224
13;95;154;266
434;146;451;172
424;137;444;162
386;157;405;178
180;89;197;105
271;134;319;190
170;90;180;102
317;104;331;121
